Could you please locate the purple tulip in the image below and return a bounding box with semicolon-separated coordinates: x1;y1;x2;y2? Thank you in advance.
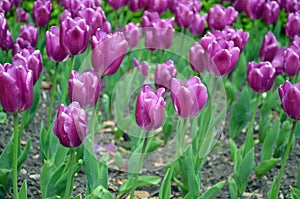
189;13;207;36
285;0;300;13
169;0;202;13
146;0;169;14
284;48;300;77
141;11;160;28
59;10;72;24
33;0;52;27
155;60;177;90
0;13;8;41
127;0;140;12
53;102;88;148
0;30;13;51
136;85;166;131
285;12;300;38
263;1;280;24
46;26;70;62
0;0;13;13
175;3;195;29
221;26;249;51
108;0;128;10
81;0;101;8
247;61;275;93
133;58;149;77
12;48;43;85
68;69;102;108
245;0;265;20
171;76;208;118
60;17;89;55
13;0;23;7
16;8;29;22
62;0;84;16
259;32;279;62
0;64;33;113
278;81;300;120
145;18;175;51
290;35;300;56
207;4;237;31
19;24;38;47
91;30;128;76
124;22;142;48
78;7;106;36
189;43;211;73
271;47;286;75
232;0;247;12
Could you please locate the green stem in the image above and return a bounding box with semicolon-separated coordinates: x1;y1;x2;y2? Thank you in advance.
47;62;59;129
248;94;261;133
62;56;74;104
129;133;149;199
13;113;19;199
175;118;188;158
89;100;99;153
64;149;75;199
276;120;297;196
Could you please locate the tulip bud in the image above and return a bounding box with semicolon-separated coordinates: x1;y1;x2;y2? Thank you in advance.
189;43;210;73
245;0;265;20
263;1;280;25
0;64;33;113
284;48;300;77
0;13;8;41
78;7;106;36
175;3;195;29
46;26;70;62
141;11;160;28
33;0;52;27
247;61;275;93
155;60;177;90
124;22;142;48
278;81;300;120
127;0;140;12
16;8;29;22
62;0;84;16
147;0;169;14
0;0;13;13
12;37;31;56
19;24;38;47
171;76;208;118
53;102;88;148
0;30;13;51
136;85;166;131
60;17;89;55
259;32;279;62
91;30;128;76
189;13;207;36
285;12;300;38
207;4;237;31
221;26;249;51
68;69;102;108
12;48;43;85
271;47;286;75
108;0;128;10
285;0;300;13
133;58;149;77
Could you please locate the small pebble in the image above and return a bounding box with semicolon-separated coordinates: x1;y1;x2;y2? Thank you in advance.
20;169;27;175
29;174;40;180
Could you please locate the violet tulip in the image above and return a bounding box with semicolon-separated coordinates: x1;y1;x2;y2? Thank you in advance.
78;7;106;36
263;1;280;25
190;43;210;73
147;0;169;14
285;0;300;13
16;8;29;22
136;85;166;131
124;22;142;48
221;27;249;51
12;37;31;56
60;17;89;55
0;13;8;41
0;64;33;113
0;0;13;13
259;32;279;62
175;3;195;29
133;58;149;77
141;11;160;28
108;0;128;10
189;13;207;36
155;60;177;90
278;81;300;120
53;102;88;148
127;0;140;12
247;61;276;93
19;24;38;47
46;26;70;62
33;0;52;27
284;48;300;77
271;47;286;75
285;12;300;38
171;76;208;118
12;48;43;85
0;30;13;51
91;30;128;76
68;69;102;108
207;4;237;31
245;0;265;20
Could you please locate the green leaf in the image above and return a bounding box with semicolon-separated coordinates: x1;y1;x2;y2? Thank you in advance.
229;139;237;161
159;167;173;199
74;194;82;199
291;187;300;199
19;180;27;199
274;120;292;158
261;121;280;161
256;158;281;177
17;139;31;168
146;140;163;153
237;149;255;184
225;80;239;105
0;168;11;183
0;112;7;124
198;180;225;199
86;185;114;199
268;177;278;199
228;177;238;199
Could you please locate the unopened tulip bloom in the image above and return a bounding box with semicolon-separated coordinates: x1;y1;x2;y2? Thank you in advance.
68;69;102;108
124;22;142;48
279;81;300;120
12;48;43;85
221;27;249;51
207;4;237;31
0;0;13;13
0;30;13;51
259;32;279;62
247;61;275;93
53;102;88;148
0;13;8;41
136;85;166;131
133;58;149;77
127;0;140;12
19;24;38;47
16;8;29;22
285;12;300;38
284;48;300;77
175;3;195;29
189;13;207;36
155;60;177;90
285;0;300;13
141;11;160;28
78;7;106;36
271;47;286;75
245;0;265;20
171;76;208;118
46;26;70;62
33;0;52;27
62;0;83;16
147;0;169;14
60;17;89;55
108;0;127;10
263;1;280;24
12;37;31;56
91;30;128;76
189;43;210;73
0;64;33;113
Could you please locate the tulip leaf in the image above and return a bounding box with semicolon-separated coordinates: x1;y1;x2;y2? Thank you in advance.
261;121;280;161
228;177;238;199
74;194;82;199
229;139;237;161
291;187;300;199
256;158;281;177
19;180;27;199
17;139;31;168
0;112;7;124
198;180;226;199
159;167;173;199
86;185;114;199
268;177;278;199
274;120;292;158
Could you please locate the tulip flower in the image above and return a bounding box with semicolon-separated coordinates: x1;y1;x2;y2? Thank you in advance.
0;64;33;113
147;0;169;14
133;58;149;77
124;22;142;48
78;7;106;36
91;30;128;76
46;26;70;62
271;47;286;75
285;0;300;13
62;0;83;16
16;8;29;22
169;0;202;13
53;102;88;148
245;0;265;20
33;0;52;27
247;61;276;93
13;0;23;7
284;48;300;77
12;37;31;56
12;48;43;85
108;0;128;10
155;60;177;90
263;1;280;25
189;43;210;73
189;13;207;36
259;32;279;62
278;81;300;120
141;11;160;28
0;0;13;13
127;0;140;12
171;76;208;118
60;17;89;55
207;4;237;31
0;13;8;41
221;27;249;51
0;30;13;51
136;85;166;131
19;24;38;47
285;12;300;38
175;3;195;29
68;69;102;108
